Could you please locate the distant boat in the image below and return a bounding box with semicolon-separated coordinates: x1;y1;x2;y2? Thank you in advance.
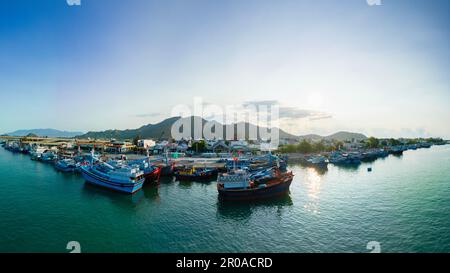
5;142;21;153
329;152;361;166
80;162;145;194
407;144;418;150
419;143;432;149
217;168;294;201
389;146;404;155
306;155;328;168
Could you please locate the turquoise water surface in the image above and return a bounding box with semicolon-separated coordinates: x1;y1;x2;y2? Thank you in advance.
0;146;449;253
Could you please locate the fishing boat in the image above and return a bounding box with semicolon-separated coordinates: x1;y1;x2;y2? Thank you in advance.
39;151;58;163
419;142;432;149
225;158;251;170
329;152;361;166
30;146;48;160
389;146;404;155
21;144;32;154
54;159;78;173
407;144;418;150
5;142;21;153
217;168;294;201
361;150;375;162
174;167;218;181
306;155;328;168
250;154;288;172
80;162;145;194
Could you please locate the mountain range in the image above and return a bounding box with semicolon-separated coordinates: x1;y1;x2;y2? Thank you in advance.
77;116;367;142
4;129;84;138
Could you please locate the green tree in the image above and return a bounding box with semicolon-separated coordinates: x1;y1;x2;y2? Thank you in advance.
133;135;141;146
333;141;344;151
388;138;401;146
297;140;313;154
366;137;380;149
312;140;325;153
190;140;206;153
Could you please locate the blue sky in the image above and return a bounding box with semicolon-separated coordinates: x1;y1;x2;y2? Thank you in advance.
0;0;449;138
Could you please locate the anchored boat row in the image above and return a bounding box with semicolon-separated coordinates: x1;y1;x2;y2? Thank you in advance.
293;143;440;169
1;142;294;200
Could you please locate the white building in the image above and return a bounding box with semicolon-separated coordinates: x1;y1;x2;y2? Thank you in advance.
138;139;156;149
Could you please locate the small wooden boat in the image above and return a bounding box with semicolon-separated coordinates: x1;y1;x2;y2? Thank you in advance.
174;167;218;181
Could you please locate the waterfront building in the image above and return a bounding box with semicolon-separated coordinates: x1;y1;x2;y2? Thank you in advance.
137;139;156;149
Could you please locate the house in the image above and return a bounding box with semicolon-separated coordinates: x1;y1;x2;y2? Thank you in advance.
209;140;229;153
105;140;133;153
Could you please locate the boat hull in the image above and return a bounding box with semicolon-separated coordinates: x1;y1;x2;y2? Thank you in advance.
160;165;174;176
55;164;76;173
143;167;161;183
218;176;293;201
80;168;144;194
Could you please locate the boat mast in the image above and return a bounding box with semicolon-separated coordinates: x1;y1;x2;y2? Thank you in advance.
91;145;95;165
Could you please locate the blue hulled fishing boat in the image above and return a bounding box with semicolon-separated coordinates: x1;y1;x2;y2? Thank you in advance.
54;159;78;172
80;152;145;194
80;163;145;194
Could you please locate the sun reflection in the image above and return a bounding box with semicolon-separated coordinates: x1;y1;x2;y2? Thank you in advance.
303;168;323;214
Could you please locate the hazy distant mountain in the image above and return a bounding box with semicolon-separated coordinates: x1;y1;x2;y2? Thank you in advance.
6;129;84;138
78;116;296;141
294;132;367;142
298;134;323;141
323;131;367;142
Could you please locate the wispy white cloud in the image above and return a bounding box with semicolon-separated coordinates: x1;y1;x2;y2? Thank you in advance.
134;113;162;118
242;100;332;121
